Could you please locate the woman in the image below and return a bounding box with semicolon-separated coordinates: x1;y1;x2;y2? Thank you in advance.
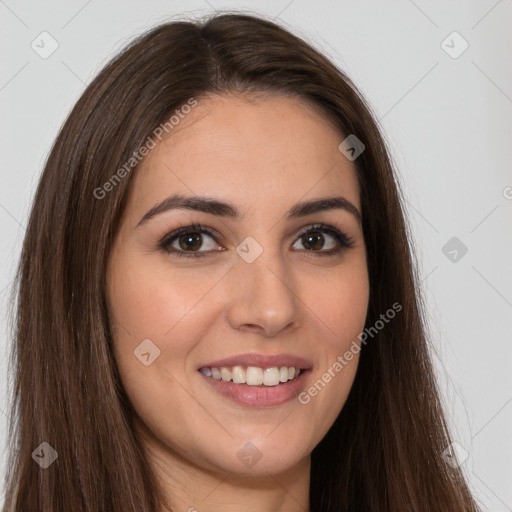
2;12;480;512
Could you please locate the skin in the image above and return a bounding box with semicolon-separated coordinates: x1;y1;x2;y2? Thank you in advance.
106;93;370;512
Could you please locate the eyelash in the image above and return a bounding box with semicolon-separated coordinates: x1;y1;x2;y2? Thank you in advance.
158;222;355;259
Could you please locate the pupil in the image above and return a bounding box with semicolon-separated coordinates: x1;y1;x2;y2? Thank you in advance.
304;231;324;250
179;232;201;251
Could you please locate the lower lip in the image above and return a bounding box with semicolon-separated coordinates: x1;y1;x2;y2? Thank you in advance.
199;370;310;407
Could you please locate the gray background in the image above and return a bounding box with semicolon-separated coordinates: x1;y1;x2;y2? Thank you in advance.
1;0;511;509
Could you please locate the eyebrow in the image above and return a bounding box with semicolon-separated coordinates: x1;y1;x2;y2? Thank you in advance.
136;194;362;227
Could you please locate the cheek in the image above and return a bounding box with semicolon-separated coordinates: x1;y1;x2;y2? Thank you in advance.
296;261;368;425
304;257;369;348
108;252;220;344
106;257;208;445
107;252;227;403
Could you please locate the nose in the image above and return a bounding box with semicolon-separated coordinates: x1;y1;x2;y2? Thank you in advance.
225;246;301;338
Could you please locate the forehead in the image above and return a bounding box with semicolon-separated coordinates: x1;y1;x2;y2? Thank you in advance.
127;94;361;218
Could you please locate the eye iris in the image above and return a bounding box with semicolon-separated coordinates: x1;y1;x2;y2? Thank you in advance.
179;232;202;251
302;231;324;250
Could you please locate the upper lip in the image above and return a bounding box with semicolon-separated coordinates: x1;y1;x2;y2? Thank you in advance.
199;353;313;370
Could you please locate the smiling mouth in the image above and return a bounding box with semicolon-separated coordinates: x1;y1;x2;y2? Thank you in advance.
199;365;303;387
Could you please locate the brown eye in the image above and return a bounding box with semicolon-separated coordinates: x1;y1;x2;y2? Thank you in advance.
159;224;221;258
301;231;326;251
177;232;203;251
292;223;355;256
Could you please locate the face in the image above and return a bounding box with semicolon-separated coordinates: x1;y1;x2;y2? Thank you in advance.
106;94;369;477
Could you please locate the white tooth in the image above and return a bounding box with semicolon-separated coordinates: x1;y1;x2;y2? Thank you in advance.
220;367;232;382
232;365;246;384
211;367;222;380
263;367;280;386
201;367;212;377
288;367;295;379
279;366;289;382
246;366;263;386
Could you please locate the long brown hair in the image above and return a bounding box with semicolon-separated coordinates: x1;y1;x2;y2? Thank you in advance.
3;12;480;512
